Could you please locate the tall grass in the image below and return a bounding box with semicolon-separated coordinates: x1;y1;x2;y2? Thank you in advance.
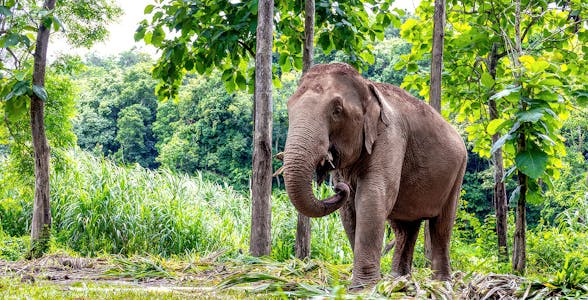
1;149;351;261
49;149;251;256
1;148;587;281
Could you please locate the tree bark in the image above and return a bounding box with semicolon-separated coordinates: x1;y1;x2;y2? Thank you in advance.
250;0;274;257
511;0;526;274
487;43;508;261
295;0;315;260
425;0;446;265
429;0;446;113
29;0;56;259
513;167;527;273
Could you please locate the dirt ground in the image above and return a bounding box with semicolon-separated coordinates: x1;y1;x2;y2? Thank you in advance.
0;254;243;298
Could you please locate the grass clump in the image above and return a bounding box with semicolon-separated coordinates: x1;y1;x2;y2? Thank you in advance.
49;149;250;256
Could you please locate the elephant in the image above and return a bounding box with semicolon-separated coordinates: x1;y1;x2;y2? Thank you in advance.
283;63;467;289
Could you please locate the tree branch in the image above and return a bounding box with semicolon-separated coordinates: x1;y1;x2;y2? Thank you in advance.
238;40;255;58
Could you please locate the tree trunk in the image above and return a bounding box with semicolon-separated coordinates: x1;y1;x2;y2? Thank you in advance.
487;43;508;261
250;0;274;257
425;0;446;265
512;168;527;273
429;0;446;113
295;0;315;260
511;0;526;274
29;0;56;259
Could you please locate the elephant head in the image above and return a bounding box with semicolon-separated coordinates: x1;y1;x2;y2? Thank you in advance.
284;63;391;218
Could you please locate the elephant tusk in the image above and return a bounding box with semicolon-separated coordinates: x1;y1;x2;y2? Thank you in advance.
275;152;285;161
273;165;285;177
327;151;335;169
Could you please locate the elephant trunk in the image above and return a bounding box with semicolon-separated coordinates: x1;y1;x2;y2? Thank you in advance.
283;126;349;218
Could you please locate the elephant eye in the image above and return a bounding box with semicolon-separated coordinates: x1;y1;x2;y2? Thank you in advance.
332;97;343;117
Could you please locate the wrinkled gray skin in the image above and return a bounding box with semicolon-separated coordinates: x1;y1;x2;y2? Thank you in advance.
283;63;467;289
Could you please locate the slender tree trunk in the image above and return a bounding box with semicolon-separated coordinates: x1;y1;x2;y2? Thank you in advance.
511;0;526;274
29;0;56;259
425;0;446;265
512;169;527;273
487;43;508;261
250;0;274;257
429;0;445;113
295;0;315;260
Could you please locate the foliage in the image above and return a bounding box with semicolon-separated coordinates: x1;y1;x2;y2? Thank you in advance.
398;0;587;199
0;73;76;236
73;52;159;168
153;74;254;188
0;148;353;261
136;0;401;100
0;0;121;122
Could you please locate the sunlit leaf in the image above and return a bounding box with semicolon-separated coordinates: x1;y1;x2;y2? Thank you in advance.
481;72;494;88
487;118;507;135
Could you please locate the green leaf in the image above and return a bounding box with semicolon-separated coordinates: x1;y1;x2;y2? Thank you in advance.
32;85;48;102
490;133;512;154
487;118;507;135
572;90;588;106
490;86;520;100
407;62;418;73
134;26;146;42
5;80;30;100
151;27;166;46
42;15;53;29
52;15;63;32
4;32;20;47
509;185;521;203
516;108;544;123
143;31;153;44
5;96;28;121
515;148;548;179
0;5;12;17
235;72;246;90
144;4;155;14
539;78;562;87
526;189;542;205
481;72;494;88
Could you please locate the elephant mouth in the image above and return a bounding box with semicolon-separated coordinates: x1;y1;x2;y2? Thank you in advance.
316;145;340;185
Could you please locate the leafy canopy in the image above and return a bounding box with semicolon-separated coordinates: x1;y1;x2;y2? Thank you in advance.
136;0;403;100
397;0;587;201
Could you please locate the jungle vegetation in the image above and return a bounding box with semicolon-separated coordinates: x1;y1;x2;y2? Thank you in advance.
0;0;587;297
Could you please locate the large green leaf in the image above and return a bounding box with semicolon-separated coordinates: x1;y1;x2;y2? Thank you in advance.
489;86;521;100
516;108;544;123
0;5;12;17
32;85;48;102
480;72;494;88
490;133;511;154
487;118;507;135
515;148;548;179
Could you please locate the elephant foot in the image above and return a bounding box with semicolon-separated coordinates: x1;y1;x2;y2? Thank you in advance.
348;281;377;293
349;274;380;292
432;270;451;281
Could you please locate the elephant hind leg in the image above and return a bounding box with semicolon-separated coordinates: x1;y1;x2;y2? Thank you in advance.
390;219;422;277
429;166;465;280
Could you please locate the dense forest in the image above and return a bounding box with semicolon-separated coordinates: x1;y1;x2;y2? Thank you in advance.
1;0;587;298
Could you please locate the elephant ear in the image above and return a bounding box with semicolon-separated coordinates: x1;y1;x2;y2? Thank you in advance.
363;83;392;155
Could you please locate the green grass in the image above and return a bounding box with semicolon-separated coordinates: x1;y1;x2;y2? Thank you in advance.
1;148;588;298
0;149;351;263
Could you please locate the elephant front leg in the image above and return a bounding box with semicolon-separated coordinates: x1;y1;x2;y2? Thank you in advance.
340;194;356;251
350;186;387;289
